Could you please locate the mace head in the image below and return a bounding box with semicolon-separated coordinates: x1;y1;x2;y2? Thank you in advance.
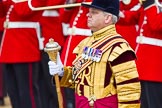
44;38;61;52
44;38;61;61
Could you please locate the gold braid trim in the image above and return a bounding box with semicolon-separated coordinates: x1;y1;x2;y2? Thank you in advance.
112;61;141;102
109;43;141;104
117;82;141;102
112;60;139;84
73;25;118;55
108;43;135;62
60;66;74;88
118;103;140;108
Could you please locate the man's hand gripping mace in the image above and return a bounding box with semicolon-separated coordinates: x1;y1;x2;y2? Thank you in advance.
44;38;63;108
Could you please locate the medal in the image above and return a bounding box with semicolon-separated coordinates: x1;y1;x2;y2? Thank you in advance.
82;46;102;62
82;46;89;59
94;49;102;62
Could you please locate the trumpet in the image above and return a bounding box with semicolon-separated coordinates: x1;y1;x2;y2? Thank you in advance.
28;0;91;11
155;0;162;7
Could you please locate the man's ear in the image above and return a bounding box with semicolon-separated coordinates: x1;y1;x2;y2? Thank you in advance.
105;14;112;24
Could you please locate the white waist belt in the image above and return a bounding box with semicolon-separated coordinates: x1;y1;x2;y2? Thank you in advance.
6;22;39;28
42;10;59;17
4;21;44;50
136;36;162;47
67;27;92;36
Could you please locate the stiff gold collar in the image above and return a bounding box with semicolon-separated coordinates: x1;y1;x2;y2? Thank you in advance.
92;25;117;39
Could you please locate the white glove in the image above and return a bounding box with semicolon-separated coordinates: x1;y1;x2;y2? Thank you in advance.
48;52;64;76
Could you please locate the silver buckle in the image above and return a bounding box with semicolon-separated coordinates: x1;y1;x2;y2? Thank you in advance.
88;95;96;107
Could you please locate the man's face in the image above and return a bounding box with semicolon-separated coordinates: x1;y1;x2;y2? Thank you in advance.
87;8;107;32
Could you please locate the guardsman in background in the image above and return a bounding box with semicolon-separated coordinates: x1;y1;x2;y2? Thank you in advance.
38;0;65;107
116;0;142;50
59;0;92;107
0;0;46;108
0;1;6;105
60;0;92;66
136;0;162;108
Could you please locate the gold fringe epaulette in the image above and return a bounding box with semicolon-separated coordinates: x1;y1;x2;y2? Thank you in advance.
60;66;74;89
108;43;135;62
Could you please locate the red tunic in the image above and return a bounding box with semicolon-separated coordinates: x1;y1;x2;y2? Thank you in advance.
39;0;65;48
136;4;162;82
0;0;8;31
39;10;65;48
116;0;141;50
60;0;92;66
0;0;46;63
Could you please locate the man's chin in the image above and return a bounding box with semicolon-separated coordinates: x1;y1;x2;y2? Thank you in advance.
87;24;92;28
